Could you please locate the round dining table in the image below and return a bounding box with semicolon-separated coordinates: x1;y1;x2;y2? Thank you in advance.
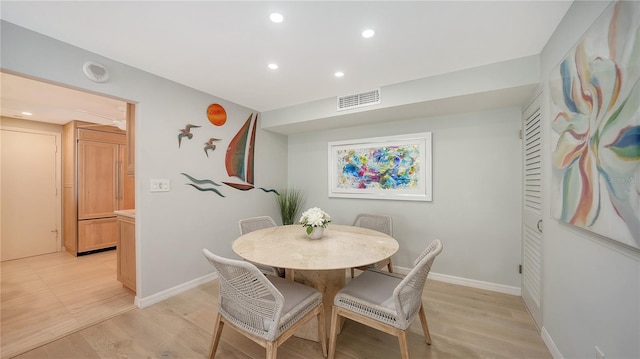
232;224;399;341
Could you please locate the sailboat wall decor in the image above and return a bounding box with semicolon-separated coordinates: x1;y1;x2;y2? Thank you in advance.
223;113;257;190
181;112;278;197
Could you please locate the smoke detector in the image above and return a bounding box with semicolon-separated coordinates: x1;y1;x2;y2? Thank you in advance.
82;61;110;83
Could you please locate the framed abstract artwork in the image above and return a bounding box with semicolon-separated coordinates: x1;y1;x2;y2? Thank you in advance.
549;1;639;249
328;132;432;201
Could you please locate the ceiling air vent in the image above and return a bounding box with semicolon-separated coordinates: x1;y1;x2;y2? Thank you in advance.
337;89;380;111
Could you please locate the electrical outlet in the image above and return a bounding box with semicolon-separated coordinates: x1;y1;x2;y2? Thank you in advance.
595;346;605;359
150;179;170;192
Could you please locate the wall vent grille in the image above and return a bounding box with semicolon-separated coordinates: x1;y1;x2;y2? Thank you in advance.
337;89;380;111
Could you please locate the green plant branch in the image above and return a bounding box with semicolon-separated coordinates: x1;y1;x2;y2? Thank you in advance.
275;187;306;225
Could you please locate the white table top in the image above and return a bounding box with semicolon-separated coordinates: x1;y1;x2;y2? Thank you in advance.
232;224;399;271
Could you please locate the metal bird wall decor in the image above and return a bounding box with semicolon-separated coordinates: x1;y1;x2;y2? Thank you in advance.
204;137;221;157
178;124;201;148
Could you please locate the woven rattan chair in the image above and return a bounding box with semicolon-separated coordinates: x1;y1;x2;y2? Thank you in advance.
202;249;327;359
351;214;394;277
238;216;284;277
329;239;443;359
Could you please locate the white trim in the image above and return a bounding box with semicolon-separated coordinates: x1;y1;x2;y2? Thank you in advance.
136;272;218;308
394;266;521;296
541;327;564;359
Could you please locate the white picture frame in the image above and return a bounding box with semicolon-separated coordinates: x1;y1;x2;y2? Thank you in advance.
328;132;432;201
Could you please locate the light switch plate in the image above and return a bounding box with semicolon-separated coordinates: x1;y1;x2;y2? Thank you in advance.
150;179;170;192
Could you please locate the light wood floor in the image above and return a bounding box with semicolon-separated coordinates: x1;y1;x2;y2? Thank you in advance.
1;250;136;359
13;274;551;359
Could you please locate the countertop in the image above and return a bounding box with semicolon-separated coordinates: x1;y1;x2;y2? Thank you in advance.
114;209;135;219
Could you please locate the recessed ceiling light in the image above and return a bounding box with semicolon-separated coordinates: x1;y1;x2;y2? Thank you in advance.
334;72;345;78
21;111;33;116
270;13;284;23
362;29;375;38
268;63;279;70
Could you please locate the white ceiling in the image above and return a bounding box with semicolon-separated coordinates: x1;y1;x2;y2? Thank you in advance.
1;72;127;125
0;1;572;124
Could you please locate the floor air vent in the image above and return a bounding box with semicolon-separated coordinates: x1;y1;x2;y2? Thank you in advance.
337;89;380;111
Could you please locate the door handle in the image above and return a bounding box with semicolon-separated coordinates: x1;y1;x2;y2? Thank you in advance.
537;219;543;233
115;159;121;200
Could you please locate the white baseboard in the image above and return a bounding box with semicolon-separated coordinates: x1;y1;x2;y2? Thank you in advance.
136;272;218;308
394;266;521;296
140;269;519;308
541;327;563;359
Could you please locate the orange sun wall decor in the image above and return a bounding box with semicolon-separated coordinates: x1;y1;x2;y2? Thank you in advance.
207;103;227;126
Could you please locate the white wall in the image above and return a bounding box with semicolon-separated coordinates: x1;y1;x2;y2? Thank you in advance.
288;107;523;289
1;21;288;300
539;1;640;358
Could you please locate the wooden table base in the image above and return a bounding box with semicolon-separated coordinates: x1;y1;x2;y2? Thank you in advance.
285;268;345;342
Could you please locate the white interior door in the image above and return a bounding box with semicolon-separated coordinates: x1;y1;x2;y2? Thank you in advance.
521;93;543;329
1;129;59;261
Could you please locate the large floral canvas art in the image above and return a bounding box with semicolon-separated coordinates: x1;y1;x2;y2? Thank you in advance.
550;1;639;249
328;133;432;201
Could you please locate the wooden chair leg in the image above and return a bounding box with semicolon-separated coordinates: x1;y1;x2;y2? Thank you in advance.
210;313;224;359
397;329;410;359
328;306;341;359
418;304;432;345
317;304;328;357
266;341;277;359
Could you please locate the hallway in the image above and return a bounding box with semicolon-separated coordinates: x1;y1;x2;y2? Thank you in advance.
0;250;135;358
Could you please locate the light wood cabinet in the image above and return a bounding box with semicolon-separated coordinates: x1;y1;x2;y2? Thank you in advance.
63;121;134;255
78;139;121;219
126;103;135;176
116;212;136;293
78;218;118;252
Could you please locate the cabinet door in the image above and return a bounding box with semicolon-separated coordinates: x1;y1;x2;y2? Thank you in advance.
120;145;135;210
78;218;118;252
78;140;119;219
117;216;136;293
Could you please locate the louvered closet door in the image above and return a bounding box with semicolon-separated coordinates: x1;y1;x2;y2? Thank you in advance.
522;93;543;329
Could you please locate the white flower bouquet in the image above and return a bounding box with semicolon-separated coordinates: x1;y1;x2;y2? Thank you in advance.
299;207;331;235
